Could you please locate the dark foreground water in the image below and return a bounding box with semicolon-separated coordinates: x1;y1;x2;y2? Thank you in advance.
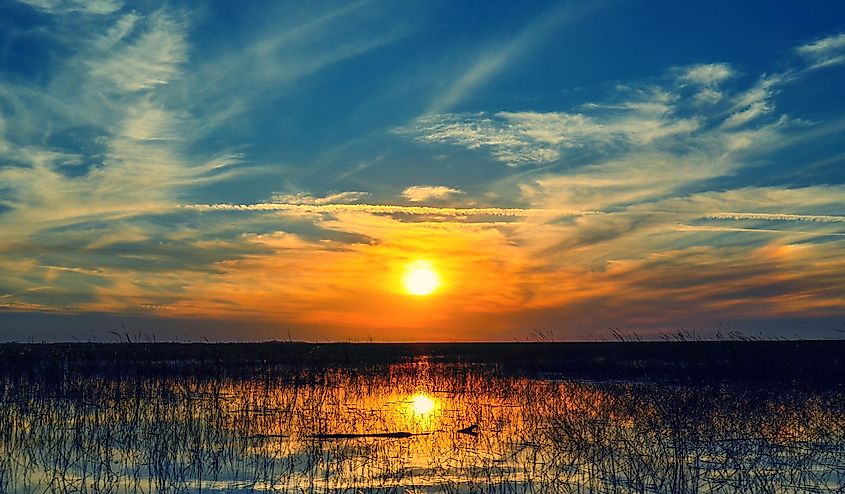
1;344;844;493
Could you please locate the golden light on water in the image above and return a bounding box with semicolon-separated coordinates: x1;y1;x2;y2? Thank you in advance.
408;393;437;416
402;260;441;296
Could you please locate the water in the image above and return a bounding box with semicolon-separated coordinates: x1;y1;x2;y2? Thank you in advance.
1;358;843;493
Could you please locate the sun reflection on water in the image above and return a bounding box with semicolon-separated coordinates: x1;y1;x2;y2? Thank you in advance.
408;393;437;416
4;359;844;493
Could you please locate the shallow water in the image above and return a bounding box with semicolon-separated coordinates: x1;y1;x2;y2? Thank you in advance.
1;359;844;493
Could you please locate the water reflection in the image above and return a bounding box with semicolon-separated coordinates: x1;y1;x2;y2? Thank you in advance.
408;393;437;417
1;359;843;493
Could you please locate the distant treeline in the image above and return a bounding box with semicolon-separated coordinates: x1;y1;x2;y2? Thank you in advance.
0;341;844;384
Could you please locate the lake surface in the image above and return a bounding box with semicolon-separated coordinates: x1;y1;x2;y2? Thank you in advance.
1;353;844;493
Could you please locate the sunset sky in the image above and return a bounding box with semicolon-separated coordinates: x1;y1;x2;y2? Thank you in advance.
1;0;845;341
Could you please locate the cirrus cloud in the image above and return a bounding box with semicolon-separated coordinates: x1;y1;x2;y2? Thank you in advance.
797;33;845;69
401;185;462;202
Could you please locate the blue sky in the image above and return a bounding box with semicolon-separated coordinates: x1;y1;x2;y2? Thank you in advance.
1;0;844;341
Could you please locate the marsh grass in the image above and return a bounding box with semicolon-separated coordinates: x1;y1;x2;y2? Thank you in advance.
0;344;843;493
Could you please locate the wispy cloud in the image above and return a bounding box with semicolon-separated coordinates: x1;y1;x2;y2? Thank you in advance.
184;1;413;132
270;191;371;205
722;74;783;128
403;93;701;166
2;5;844;340
403;111;604;166
703;212;845;223
0;5;255;318
16;0;123;15
797;33;845;69
426;2;589;114
675;225;845;237
383;33;845;335
679;62;734;85
401;185;462;202
182;202;583;218
676;62;734;104
87;10;187;92
403;56;806;170
0;2;415;326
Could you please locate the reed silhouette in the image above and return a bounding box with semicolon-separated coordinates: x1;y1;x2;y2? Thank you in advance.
0;342;843;492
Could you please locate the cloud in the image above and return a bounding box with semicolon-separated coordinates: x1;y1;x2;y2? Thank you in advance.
679;62;734;86
383;34;845;336
162;192;845;338
401;185;462;202
403;54;813;169
403;92;701;166
182;1;413;133
427;2;588;113
87;10;188;92
677;62;734;103
702;212;845;223
674;225;845;237
722;74;782;128
0;6;257;317
406;51;830;167
270;191;371;205
402;113;563;166
644;185;845;217
0;3;417;328
16;0;123;15
2;11;845;340
182;201;588;219
797;33;845;69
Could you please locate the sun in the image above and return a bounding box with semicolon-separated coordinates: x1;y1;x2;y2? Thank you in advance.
402;261;441;296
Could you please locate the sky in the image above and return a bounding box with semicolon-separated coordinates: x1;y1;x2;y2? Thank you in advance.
1;0;845;342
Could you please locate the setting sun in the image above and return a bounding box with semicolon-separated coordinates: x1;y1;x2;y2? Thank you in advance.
402;261;441;296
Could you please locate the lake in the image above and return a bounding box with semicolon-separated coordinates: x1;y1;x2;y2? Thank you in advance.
1;343;844;493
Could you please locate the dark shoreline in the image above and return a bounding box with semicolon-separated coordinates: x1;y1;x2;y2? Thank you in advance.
1;340;844;383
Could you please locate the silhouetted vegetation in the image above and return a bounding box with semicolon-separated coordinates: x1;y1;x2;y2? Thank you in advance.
1;340;844;382
0;343;843;492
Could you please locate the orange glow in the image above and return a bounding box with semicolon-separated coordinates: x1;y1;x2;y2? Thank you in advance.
402;260;441;296
408;393;437;415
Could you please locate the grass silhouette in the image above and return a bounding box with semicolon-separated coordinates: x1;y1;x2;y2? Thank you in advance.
0;341;843;492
